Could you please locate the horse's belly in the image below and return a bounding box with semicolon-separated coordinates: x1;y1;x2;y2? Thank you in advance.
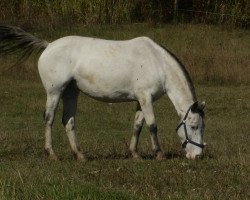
75;77;136;102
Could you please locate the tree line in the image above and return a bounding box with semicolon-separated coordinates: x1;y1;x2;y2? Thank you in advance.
0;0;249;28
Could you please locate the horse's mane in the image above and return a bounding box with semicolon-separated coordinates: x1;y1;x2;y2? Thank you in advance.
160;44;197;101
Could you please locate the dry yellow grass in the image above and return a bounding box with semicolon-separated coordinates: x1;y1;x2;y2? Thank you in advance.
0;0;249;28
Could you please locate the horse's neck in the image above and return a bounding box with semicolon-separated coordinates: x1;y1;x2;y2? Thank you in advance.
162;51;196;118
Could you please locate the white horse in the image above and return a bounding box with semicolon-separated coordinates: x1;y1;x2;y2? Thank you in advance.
0;25;206;160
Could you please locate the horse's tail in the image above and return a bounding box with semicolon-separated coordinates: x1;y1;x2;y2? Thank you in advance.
0;25;48;63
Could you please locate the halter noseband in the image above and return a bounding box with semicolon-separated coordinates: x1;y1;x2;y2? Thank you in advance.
176;103;204;149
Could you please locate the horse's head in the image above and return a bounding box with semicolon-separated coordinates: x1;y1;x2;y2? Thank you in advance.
176;101;206;159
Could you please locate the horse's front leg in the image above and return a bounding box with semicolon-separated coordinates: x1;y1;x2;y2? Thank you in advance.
44;92;60;160
62;81;86;161
138;95;165;160
129;103;144;159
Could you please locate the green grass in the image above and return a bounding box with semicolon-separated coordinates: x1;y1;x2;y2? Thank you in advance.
0;24;249;199
0;76;249;199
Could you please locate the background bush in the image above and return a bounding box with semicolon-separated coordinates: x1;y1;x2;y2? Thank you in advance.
0;0;249;28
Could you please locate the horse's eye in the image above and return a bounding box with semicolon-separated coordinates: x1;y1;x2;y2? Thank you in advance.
191;126;198;130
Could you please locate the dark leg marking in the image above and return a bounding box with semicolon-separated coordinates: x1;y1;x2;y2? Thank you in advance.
62;112;72;126
149;124;158;134
62;80;79;126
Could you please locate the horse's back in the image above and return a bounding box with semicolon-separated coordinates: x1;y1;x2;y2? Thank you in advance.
41;35;160;58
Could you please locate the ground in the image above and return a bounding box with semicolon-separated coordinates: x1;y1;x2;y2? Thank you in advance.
0;24;249;199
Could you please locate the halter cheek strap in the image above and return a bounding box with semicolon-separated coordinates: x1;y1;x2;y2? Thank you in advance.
176;103;204;149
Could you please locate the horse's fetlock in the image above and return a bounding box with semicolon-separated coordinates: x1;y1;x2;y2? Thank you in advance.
156;151;166;160
131;152;142;160
153;148;162;156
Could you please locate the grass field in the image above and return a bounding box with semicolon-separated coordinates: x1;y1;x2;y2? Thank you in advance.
1;24;250;84
0;24;249;199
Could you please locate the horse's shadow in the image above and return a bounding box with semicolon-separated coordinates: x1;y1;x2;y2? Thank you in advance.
83;150;214;161
84;151;184;161
0;147;214;161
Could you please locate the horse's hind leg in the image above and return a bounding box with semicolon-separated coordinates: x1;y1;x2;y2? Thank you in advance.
44;92;60;160
138;94;165;160
62;81;86;161
129;103;144;159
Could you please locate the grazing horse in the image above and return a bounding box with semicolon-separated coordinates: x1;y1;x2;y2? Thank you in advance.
0;25;206;160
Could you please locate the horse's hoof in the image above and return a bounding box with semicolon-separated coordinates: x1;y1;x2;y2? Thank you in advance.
44;148;59;161
75;153;87;162
49;154;59;161
131;152;143;161
156;152;166;161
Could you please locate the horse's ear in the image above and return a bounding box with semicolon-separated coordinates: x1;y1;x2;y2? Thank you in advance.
199;101;206;110
191;101;199;112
